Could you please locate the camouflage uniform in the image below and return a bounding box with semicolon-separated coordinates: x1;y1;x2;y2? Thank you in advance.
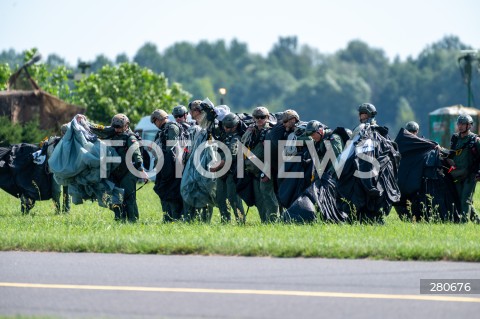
151;109;182;222
109;114;144;222
216;116;246;223
109;132;144;222
450;130;480;222
241;107;279;223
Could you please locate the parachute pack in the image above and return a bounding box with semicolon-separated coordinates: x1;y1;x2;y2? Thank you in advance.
450;133;480;160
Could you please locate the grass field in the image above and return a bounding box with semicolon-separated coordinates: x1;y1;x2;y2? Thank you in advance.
0;184;479;261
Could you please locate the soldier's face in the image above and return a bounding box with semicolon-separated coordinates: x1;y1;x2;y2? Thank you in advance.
114;124;127;134
359;113;369;123
224;126;236;133
457;123;470;133
255;115;266;127
283;118;296;130
190;108;201;121
153;118;165;128
175;114;186;123
310;130;323;142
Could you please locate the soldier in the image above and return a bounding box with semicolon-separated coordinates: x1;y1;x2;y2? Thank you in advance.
449;114;480;223
172;105;192;164
405;121;419;135
210;113;246;223
187;100;204;153
352;103;384;137
241;106;279;223
305;120;344;179
109;114;148;222
338;103;399;223
182;99;216;222
173;105;190;136
150;109;183;222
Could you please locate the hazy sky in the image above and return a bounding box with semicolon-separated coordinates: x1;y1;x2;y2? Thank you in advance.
1;0;478;65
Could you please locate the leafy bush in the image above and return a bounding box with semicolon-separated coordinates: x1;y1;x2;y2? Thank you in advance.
0;116;51;145
72;63;191;125
0;117;22;145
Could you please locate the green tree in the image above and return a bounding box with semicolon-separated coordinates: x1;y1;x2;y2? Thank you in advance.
133;42;163;73
115;53;129;64
0;63;11;90
268;36;314;79
284;73;371;127
336;40;390;104
46;54;68;69
89;54;113;72
72;63;191;125
0;48;23;68
394;97;416;134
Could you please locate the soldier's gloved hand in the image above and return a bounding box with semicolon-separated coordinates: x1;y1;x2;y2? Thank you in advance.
209;160;225;172
75;114;87;122
446;158;455;168
140;169;149;183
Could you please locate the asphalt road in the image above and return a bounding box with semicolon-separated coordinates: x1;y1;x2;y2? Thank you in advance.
0;252;479;318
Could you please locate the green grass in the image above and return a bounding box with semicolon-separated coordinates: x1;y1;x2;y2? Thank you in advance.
0;184;479;261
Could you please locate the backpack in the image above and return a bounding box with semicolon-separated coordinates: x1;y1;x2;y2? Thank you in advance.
331;127;351;146
177;122;191;147
236;113;255;136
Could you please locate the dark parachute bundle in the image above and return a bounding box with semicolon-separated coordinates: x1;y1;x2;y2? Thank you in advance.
281;127;351;223
336;125;401;223
180;102;218;208
276;126;312;210
283;173;348;223
0;143;52;205
394;128;460;222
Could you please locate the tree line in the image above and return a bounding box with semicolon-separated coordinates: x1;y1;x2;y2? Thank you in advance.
1;35;478;137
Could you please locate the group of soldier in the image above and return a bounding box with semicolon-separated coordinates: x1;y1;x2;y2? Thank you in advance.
50;101;480;224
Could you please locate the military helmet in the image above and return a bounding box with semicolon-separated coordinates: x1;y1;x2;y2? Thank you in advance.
222;113;240;129
111;114;129;127
60;123;68;135
172;105;188;117
358;103;377;118
457;114;474;125
188;100;203;111
282;109;300;123
405;121;419;133
305;120;325;135
252;106;269;118
150;109;168;123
